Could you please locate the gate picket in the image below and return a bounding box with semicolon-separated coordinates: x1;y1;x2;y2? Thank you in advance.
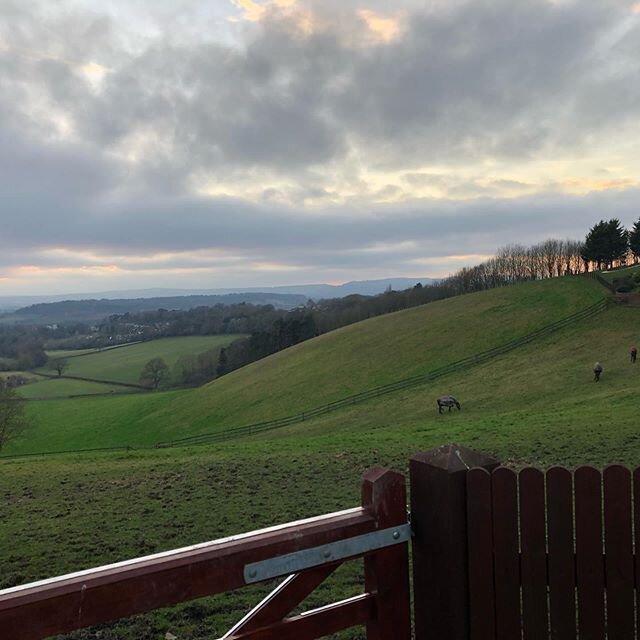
634;468;640;636
492;467;521;640
519;468;548;640
467;467;496;640
575;466;605;640
603;465;634;639
546;466;576;640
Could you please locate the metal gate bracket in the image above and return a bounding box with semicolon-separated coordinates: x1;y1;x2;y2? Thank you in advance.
243;523;411;584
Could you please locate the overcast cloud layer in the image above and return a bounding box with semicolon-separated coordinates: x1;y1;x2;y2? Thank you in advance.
1;0;639;293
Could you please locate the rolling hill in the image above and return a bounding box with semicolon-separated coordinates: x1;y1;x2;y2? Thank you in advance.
3;274;611;454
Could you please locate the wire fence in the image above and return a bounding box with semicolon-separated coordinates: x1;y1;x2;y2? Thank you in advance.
31;371;151;391
0;445;135;461
155;297;612;449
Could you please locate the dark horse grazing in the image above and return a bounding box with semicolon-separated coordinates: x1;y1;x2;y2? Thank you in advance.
437;395;461;414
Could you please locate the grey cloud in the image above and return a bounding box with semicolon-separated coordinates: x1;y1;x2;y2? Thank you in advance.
1;1;640;289
3;0;639;182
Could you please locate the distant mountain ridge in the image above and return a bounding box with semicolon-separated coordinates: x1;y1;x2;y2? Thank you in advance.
0;293;307;326
246;277;438;298
0;277;437;312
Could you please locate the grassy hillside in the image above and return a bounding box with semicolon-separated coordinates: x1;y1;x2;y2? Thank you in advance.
2;275;605;454
44;335;245;386
147;275;607;438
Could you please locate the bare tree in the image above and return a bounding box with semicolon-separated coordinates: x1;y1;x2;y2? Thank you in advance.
0;386;29;451
140;357;170;390
48;358;68;377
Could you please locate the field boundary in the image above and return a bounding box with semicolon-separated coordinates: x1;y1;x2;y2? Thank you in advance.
156;296;612;449
45;341;143;362
31;371;151;391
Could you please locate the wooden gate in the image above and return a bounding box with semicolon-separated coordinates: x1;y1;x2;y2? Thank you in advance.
410;444;640;640
5;444;640;639
467;464;638;639
0;467;410;640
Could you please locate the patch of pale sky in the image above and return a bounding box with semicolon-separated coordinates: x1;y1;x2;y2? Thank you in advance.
357;8;404;43
410;254;495;266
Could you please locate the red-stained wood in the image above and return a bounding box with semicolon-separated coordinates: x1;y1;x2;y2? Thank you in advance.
492;466;521;640
410;445;499;640
466;467;496;640
362;467;411;640
634;467;640;635
546;466;575;640
519;468;548;640
0;507;377;640
574;466;605;640
222;564;340;638
223;593;374;640
603;465;634;639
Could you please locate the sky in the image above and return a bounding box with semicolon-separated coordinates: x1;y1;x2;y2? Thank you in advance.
1;0;640;294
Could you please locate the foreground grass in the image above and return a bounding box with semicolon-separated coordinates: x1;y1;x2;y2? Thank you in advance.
42;335;245;386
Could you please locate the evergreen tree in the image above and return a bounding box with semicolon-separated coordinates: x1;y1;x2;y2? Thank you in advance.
605;218;628;267
629;218;640;263
582;220;609;270
216;348;228;378
582;219;628;270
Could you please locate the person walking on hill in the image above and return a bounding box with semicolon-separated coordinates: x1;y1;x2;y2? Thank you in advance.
631;346;637;364
593;362;603;382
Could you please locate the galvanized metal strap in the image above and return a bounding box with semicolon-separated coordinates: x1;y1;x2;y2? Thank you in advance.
244;523;411;584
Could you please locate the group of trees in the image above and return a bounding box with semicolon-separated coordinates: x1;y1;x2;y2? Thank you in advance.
0;327;47;371
100;303;288;343
581;219;640;271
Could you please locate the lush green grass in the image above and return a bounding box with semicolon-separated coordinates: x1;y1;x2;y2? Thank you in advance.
16;377;137;399
4;275;640;640
42;335;245;386
8;391;184;454
164;276;605;434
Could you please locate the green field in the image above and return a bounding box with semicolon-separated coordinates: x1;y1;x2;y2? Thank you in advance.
4;274;640;640
16;377;136;399
0;370;39;383
43;335;245;386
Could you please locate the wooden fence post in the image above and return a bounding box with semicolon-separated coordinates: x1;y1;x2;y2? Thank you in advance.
410;444;499;640
362;467;411;640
